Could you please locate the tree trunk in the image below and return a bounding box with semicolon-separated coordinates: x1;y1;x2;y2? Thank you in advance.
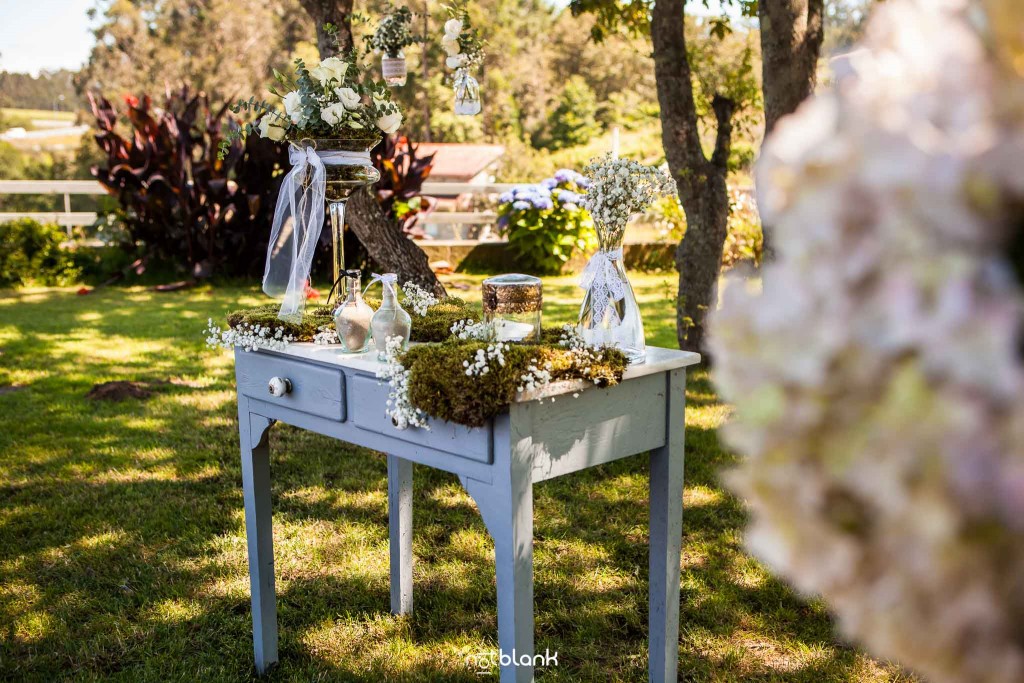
348;189;447;297
298;0;355;56
299;0;446;296
759;0;825;259
652;0;735;354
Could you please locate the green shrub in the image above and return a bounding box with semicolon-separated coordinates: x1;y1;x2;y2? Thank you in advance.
497;170;598;275
646;189;763;268
542;76;602;150
0;219;81;287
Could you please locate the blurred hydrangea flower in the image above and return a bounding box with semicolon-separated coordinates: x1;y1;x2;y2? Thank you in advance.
709;2;1024;682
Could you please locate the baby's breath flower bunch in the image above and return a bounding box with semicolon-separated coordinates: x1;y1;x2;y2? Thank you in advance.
313;326;340;345
710;1;1024;682
450;319;496;341
440;2;485;70
377;335;429;430
401;282;439;317
582;154;676;244
219;24;403;158
366;5;420;57
205;319;294;353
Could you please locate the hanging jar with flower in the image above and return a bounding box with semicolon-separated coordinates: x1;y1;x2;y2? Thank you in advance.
577;154;677;364
441;4;485;116
367;6;420;87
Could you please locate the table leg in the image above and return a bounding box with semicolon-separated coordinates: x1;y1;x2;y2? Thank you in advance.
461;416;535;683
387;454;414;615
239;400;277;674
648;369;686;683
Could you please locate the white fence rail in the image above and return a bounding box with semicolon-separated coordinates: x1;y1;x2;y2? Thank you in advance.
0;179;511;239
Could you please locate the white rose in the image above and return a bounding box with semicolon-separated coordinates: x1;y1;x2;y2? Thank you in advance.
441;35;461;57
376;111;403;135
320;102;348;126
310;56;348;85
282;91;303;125
334;87;362;111
446;54;468;69
258;115;287;141
444;18;463;37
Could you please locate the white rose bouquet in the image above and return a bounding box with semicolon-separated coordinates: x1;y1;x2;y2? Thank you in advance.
220;25;403;157
441;2;484;70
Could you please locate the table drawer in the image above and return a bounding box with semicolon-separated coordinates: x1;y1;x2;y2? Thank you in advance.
236;352;346;422
349;374;492;464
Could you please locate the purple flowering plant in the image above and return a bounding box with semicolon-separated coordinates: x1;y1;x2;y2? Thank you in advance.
496;168;596;275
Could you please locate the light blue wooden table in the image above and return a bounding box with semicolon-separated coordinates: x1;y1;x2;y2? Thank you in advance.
234;343;699;682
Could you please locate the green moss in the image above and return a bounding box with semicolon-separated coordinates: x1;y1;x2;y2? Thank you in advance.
226;299;625;428
402;339;627;427
226;296;479;343
408;297;480;342
225;304;332;341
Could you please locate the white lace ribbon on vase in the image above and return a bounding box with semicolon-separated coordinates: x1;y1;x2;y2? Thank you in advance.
580;247;625;327
364;272;398;299
262;147;371;323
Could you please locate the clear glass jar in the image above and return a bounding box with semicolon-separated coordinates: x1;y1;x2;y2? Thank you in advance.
482;274;542;342
578;220;645;363
453;67;482;116
333;270;375;353
371;279;412;358
382;50;408;87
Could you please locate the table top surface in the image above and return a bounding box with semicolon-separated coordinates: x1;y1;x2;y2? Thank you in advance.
261;343;701;402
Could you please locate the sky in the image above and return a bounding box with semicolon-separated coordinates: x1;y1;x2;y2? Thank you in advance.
0;0;96;75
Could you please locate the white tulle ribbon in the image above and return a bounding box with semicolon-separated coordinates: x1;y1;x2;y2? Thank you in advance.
364;272;399;299
580;247;626;327
263;147;372;323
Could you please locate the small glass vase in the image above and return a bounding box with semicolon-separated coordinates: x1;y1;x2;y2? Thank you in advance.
453;67;482;116
296;138;381;300
371;281;412;359
334;270;375;353
577;221;645;364
482;274;542;342
382;50;407;87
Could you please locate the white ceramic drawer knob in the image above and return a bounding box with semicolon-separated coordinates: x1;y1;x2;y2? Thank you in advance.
267;377;292;397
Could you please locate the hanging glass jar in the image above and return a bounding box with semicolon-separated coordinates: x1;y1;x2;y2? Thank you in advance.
381;50;408;87
577;219;645;364
453;67;482;116
334;270;375;353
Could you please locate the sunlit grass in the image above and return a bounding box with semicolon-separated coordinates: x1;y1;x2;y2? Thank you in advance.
0;278;912;681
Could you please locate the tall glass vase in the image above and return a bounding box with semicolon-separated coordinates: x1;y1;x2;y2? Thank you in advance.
303;138;381;299
577;220;645;364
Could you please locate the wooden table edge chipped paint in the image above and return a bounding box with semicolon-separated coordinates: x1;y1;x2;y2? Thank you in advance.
233;343;700;682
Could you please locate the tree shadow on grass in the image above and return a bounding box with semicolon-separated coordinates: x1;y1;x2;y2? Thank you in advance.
0;288;907;682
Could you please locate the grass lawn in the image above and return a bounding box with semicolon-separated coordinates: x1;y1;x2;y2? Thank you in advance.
0;274;911;682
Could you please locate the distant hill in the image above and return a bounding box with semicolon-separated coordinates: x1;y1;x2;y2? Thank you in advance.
0;70;78;112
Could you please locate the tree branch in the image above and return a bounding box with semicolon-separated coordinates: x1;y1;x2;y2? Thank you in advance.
710;94;735;170
298;0;355;57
